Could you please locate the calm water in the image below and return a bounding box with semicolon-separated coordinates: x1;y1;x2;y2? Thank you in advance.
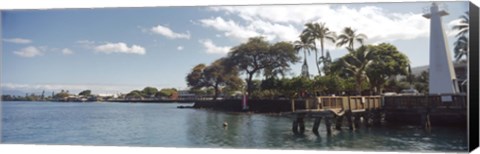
1;101;468;152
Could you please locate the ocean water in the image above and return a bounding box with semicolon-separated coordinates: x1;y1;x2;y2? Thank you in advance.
1;101;468;152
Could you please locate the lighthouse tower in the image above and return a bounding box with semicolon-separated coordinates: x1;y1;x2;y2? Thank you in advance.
423;3;459;94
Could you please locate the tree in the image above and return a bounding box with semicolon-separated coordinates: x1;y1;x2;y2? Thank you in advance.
453;35;468;61
294;34;316;77
263;41;299;79
337;46;374;95
336;27;367;51
366;43;409;95
78;90;92;96
301;22;336;76
186;58;243;100
141;87;158;98
227;37;299;96
452;11;469;37
126;90;143;99
55;90;70;99
322;50;333;76
452;11;469;61
156;88;177;98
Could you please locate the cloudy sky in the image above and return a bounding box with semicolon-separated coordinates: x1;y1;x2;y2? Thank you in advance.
1;1;469;95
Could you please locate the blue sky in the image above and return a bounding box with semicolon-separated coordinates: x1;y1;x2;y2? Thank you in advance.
1;1;469;95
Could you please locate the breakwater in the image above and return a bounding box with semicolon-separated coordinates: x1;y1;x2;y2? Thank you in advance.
193;99;307;113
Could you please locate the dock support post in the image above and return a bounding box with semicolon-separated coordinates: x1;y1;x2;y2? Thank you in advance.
364;110;371;127
291;99;295;112
292;119;299;135
335;116;343;130
325;116;332;135
312;117;322;136
373;109;382;126
346;111;355;130
354;114;361;129
298;116;305;134
421;113;431;131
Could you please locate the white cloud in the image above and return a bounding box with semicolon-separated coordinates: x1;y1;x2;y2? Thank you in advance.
62;48;74;55
199;39;231;54
3;38;32;44
177;46;184;51
206;5;431;44
199;17;261;41
76;40;96;49
94;42;146;55
13;46;44;58
151;25;191;39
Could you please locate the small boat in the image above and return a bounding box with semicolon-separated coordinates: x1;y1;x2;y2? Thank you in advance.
177;105;193;109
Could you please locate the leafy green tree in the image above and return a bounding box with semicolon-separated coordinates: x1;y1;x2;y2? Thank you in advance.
263;41;299;79
313;74;346;96
55;90;70;99
366;43;409;94
156;88;177;98
126;90;143;99
78;90;92;96
141;87;158;97
336;27;367;51
227;37;299;96
301;22;336;76
186;58;243;100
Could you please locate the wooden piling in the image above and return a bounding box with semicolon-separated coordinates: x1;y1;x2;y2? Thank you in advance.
298;117;305;134
312;117;322;136
373;109;382;126
346;111;355;130
364;110;371;127
325;116;332;135
421;113;431;131
291;99;295;112
354;114;361;129
292;120;299;135
335;116;343;130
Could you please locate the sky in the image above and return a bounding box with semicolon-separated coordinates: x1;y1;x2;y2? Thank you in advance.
1;1;470;95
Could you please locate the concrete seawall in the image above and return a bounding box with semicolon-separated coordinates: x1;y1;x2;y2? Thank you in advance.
193;99;307;113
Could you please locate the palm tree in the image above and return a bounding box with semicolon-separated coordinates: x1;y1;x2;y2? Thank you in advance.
453;35;468;61
452;11;469;37
336;27;367;51
294;35;316;77
341;46;374;95
452;11;469;61
301;22;336;76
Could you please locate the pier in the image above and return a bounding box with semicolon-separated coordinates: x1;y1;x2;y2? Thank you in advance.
290;94;467;135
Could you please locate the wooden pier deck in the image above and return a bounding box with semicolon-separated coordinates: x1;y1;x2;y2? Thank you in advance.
291;96;383;135
290;94;466;135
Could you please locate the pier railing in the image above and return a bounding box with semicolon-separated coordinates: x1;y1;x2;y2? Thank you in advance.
300;96;382;112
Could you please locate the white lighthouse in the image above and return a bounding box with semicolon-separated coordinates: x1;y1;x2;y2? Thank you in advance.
423;2;459;94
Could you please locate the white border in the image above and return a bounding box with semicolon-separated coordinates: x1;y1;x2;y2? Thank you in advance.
0;0;478;154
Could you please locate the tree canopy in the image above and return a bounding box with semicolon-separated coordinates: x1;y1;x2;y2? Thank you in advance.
227;37;299;96
186;58;242;100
